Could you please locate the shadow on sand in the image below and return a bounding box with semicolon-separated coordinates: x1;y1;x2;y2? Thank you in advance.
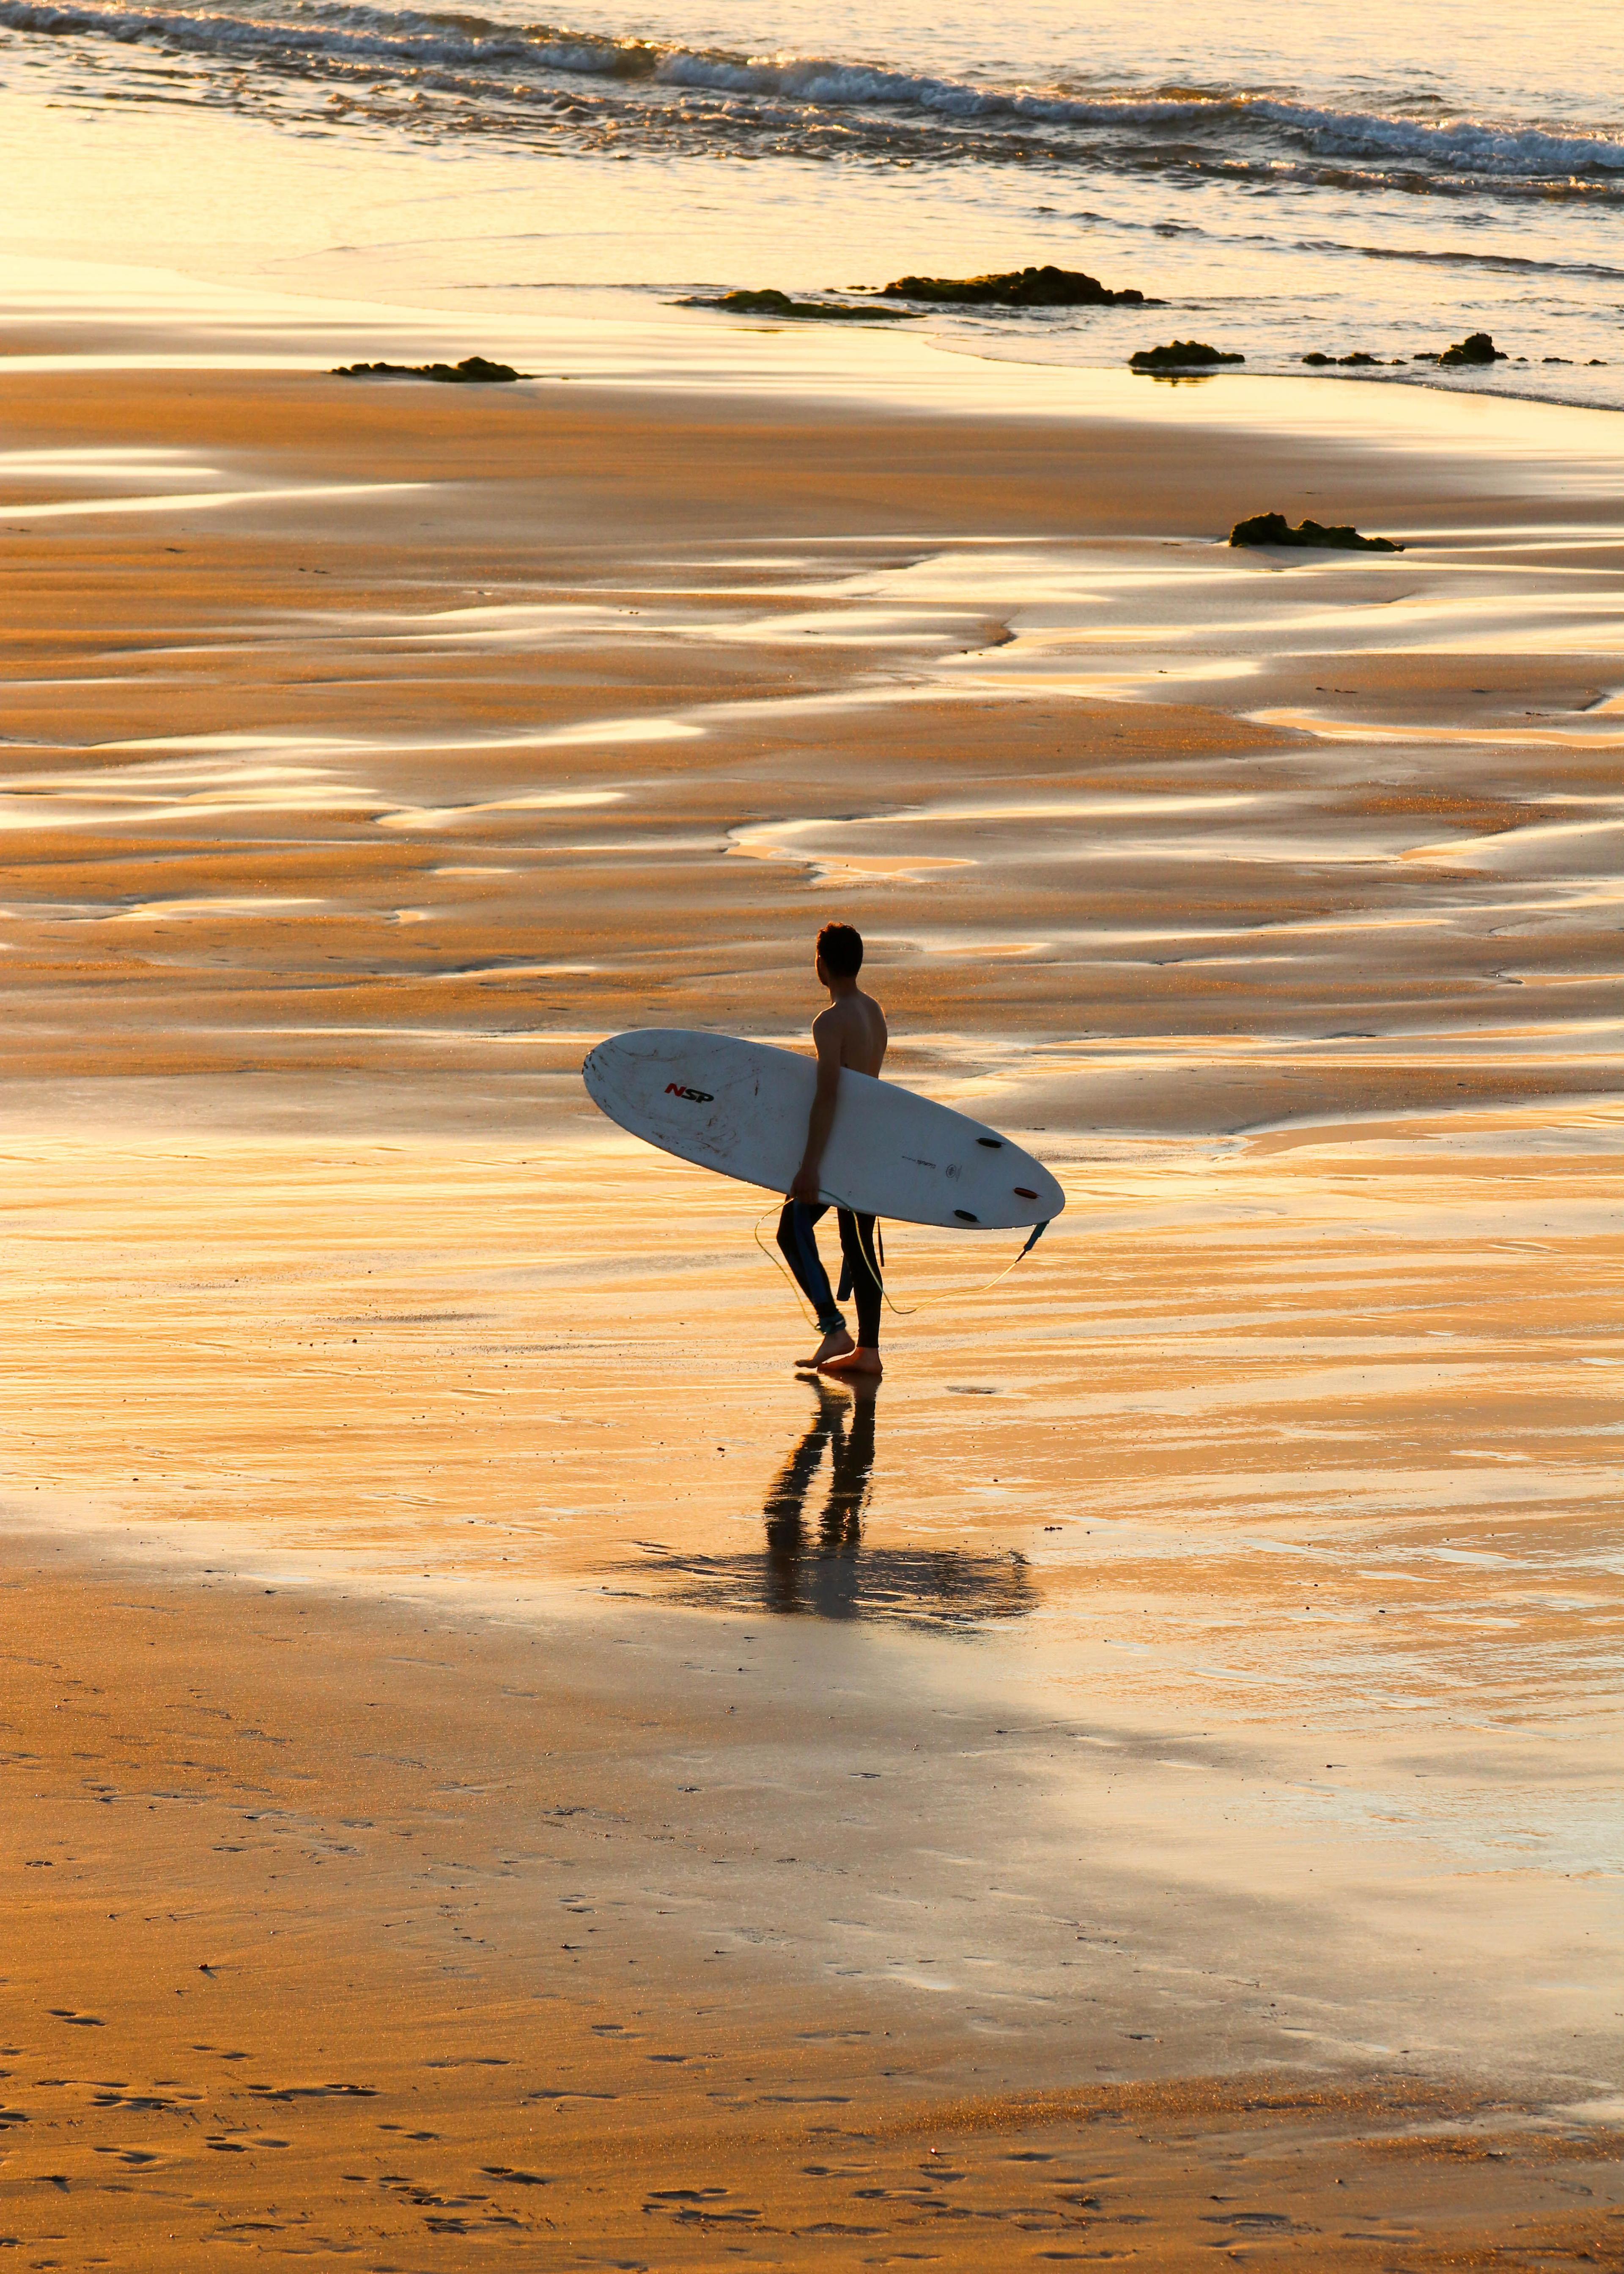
626;1381;1034;1631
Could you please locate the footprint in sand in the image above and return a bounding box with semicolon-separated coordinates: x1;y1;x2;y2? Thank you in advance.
247;2081;376;2101
47;2008;104;2027
93;2091;198;2111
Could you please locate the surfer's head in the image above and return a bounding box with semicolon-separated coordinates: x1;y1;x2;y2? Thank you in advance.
816;922;864;983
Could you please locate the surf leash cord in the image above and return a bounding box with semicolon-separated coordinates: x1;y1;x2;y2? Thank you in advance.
753;1203;1050;1326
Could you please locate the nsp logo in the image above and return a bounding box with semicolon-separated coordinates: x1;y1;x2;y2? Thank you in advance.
665;1081;715;1104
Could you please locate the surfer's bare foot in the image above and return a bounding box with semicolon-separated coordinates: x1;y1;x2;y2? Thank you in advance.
797;1326;855;1370
819;1346;883;1379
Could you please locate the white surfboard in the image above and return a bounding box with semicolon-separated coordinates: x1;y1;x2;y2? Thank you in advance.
582;1028;1064;1231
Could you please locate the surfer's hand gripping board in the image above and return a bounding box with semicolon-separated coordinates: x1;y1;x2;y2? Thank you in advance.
582;1029;1064;1232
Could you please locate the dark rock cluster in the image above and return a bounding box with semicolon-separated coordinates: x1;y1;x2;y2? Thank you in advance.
1418;331;1507;368
880;264;1152;307
332;355;527;383
1129;341;1244;371
1229;512;1403;553
1301;351;1401;367
676;288;918;320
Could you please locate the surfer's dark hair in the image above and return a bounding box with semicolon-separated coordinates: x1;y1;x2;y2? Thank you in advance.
817;922;863;978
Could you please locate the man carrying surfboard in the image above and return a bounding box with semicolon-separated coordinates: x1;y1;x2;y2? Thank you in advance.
776;922;888;1379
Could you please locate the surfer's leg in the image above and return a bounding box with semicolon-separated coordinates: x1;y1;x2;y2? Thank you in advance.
776;1201;855;1365
821;1211;883;1377
843;1211;883;1349
776;1200;841;1320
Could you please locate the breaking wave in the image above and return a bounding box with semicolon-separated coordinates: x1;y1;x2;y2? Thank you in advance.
7;0;1624;191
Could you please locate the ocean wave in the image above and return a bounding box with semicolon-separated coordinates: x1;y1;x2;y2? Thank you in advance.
649;53;1624;180
1319;241;1624;280
6;0;1624;186
1075;206;1624;281
1;0;515;66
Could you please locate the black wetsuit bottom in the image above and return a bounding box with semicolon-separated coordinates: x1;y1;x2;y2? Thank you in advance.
776;1200;882;1347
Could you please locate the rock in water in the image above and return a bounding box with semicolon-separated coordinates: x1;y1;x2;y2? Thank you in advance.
332;355;527;383
880;264;1150;307
1437;330;1507;367
1413;332;1508;368
1129;341;1245;370
675;288;919;321
1229;512;1403;553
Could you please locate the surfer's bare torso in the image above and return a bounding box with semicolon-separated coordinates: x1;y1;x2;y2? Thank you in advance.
791;984;886;1206
813;987;888;1083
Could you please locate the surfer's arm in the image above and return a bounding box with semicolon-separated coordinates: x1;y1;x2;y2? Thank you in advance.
790;1022;843;1201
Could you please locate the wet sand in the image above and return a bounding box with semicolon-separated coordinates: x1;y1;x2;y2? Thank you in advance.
6;1554;1623;2266
3;321;1623;2260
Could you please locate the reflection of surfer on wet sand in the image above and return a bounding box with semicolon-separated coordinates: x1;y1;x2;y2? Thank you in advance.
625;1385;1032;1630
763;1378;876;1618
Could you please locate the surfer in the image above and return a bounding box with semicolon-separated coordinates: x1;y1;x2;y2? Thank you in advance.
777;921;888;1379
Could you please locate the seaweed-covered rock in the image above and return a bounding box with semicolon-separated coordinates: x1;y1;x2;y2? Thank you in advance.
1301;350;1387;367
1229;511;1402;553
332;355;527;383
880;264;1150;308
676;288;919;321
1129;341;1244;371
